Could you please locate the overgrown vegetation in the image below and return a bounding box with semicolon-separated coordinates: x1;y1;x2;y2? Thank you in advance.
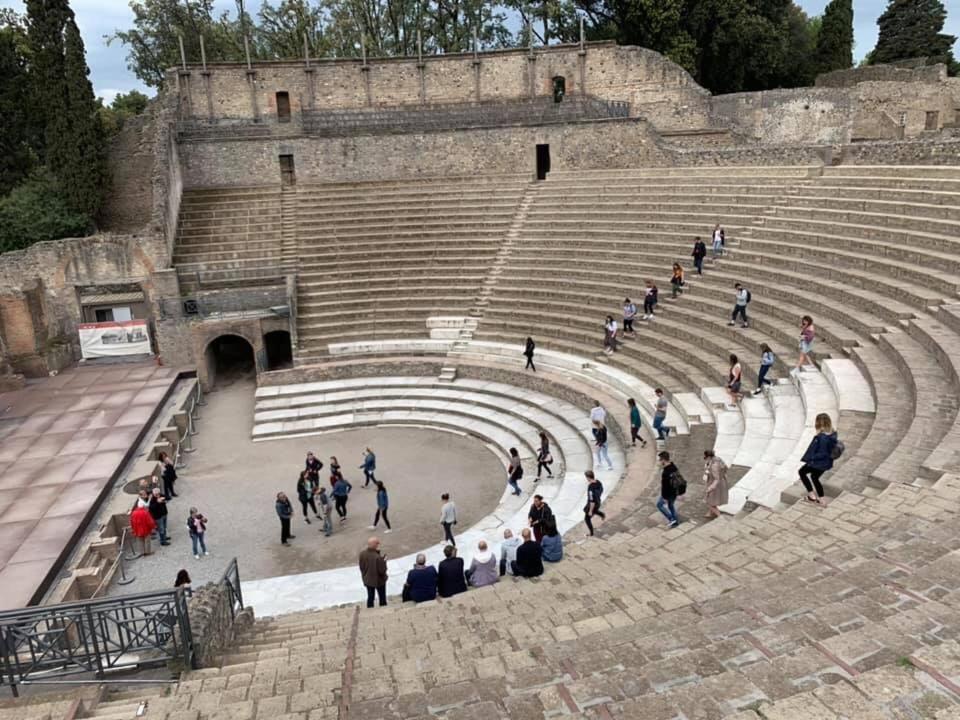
0;173;92;253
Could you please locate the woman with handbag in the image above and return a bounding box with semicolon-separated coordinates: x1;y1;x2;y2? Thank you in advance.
536;431;553;479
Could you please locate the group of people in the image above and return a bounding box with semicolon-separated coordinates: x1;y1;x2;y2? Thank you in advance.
276;449;380;545
358;490;572;607
128;453;209;561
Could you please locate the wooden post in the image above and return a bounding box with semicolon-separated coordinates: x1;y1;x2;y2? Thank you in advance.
178;35;187;70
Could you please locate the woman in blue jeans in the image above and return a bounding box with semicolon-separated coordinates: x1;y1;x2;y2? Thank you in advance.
753;344;775;395
187;507;208;558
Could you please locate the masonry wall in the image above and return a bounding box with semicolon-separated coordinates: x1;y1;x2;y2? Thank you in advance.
179;117;666;186
175;43;711;132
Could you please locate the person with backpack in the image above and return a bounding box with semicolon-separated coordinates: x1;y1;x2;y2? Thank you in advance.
728;283;750;329
692;237;707;275
627;397;647;448
523;337;536;371
623;298;638;336
799;413;841;506
753;344;775;396
583;471;606;536
507;447;524;495
702;449;729;519
643;281;658;320
657;451;683;528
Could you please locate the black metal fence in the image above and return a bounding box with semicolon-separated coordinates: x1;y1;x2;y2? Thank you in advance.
0;590;192;696
220;558;243;621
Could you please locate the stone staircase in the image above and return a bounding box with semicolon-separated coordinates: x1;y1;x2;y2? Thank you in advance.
279;186;299;271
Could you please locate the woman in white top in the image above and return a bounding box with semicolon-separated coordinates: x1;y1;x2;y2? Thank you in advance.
603;315;618;355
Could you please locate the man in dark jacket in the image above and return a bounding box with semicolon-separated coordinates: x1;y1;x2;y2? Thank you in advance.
511;528;544;578
275;492;295;545
148;488;169;545
691;237;707;275
437;545;467;597
528;495;555;543
358;537;388;607
657;451;681;528
404;553;438;603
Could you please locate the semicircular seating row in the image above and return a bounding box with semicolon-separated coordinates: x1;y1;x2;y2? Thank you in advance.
244;376;626;615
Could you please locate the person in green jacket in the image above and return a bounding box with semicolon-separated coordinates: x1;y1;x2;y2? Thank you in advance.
627;398;647;448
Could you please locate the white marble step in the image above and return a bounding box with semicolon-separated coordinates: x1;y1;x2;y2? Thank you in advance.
327;338;453;356
821;358;876;413
449;340;691;434
731;395;775;468
713;407;746;466
673;392;715;425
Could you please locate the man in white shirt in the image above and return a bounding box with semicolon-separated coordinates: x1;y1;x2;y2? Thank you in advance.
728;283;749;329
590;401;606;426
440;493;457;546
499;529;522;576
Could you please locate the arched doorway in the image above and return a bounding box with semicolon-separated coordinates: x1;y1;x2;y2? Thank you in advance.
264;330;293;371
204;334;255;389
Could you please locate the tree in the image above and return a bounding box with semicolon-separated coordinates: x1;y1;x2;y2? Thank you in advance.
0;172;91;253
0;20;33;195
58;15;105;217
256;0;327;59
869;0;957;72
815;0;852;75
26;0;70;162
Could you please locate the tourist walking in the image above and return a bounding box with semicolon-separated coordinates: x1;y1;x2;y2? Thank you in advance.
541;522;563;562
628;397;647;448
712;224;724;258
507;447;523;495
402;554;437;603
360;448;376;487
499;528;522;576
656;451;683;528
653;388;670;441
583;470;606;536
799;413;841;506
754;343;775;395
795;315;815;372
148;487;169;546
438;545;467;598
332;475;352;522
370;480;392;532
623;298;638;336
440;493;457;545
276;492;295;545
157;452;178;499
466;541;499;587
524;337;536;371
317;486;333;536
359;537;388;607
692;236;707;275
296;471;319;523
187;507;208;558
527;494;554;542
536;431;553;479
643;281;658;320
329;456;343;487
603;315;618;355
592;421;613;470
727;354;743;406
703;449;729;519
305;452;323;489
670;263;685;298
590;400;607;425
511;528;544;577
728;283;750;328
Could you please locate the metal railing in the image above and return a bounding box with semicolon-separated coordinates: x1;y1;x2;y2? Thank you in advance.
0;589;193;696
220;558;243;620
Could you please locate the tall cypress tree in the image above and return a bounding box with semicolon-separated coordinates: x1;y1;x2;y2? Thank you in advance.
815;0;853;75
0;25;32;195
870;0;957;71
25;0;70;164
60;14;104;218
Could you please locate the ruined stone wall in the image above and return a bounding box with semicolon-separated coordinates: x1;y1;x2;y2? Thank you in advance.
179;117;665;186
816;63;947;88
175;42;711;132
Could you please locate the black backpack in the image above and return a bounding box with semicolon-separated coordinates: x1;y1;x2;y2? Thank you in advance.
672;471;687;496
745;289;752;303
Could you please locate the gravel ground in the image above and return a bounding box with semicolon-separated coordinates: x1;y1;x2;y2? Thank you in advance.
107;374;506;595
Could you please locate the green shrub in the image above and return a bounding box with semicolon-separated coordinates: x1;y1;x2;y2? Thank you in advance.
0;173;92;253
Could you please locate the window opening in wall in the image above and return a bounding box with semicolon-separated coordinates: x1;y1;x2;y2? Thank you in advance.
279;154;296;186
925;111;939;131
93;306;133;323
552;76;566;103
536;144;551;181
276;92;291;123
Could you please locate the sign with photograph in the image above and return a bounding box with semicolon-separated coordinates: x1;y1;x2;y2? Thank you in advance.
78;320;152;359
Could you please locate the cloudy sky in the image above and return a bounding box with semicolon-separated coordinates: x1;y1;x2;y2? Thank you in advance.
0;0;957;103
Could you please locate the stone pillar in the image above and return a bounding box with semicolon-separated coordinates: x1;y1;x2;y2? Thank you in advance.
200;36;214;119
304;33;316;110
244;36;260;121
526;27;536;99
472;30;481;102
578;18;587;96
416;31;426;105
361;39;372;107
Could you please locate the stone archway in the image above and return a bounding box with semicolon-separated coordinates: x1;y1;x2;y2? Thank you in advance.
203;334;255;390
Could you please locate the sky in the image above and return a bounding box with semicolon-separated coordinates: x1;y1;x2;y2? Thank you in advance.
0;0;958;103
